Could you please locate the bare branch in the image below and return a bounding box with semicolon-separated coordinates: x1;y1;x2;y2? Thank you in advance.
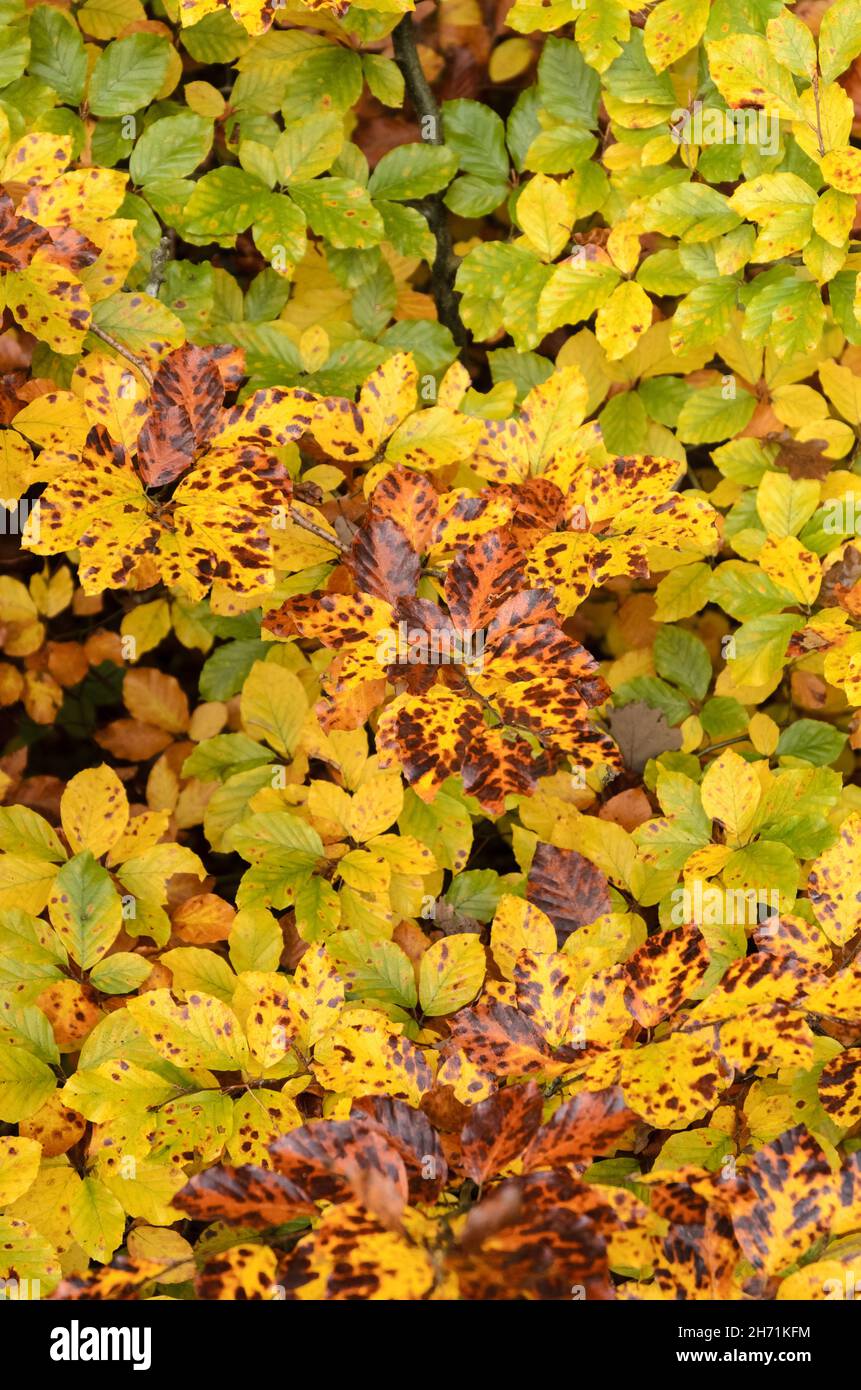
392;14;467;347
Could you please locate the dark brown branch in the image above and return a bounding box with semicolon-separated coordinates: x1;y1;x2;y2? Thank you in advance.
391;13;467;347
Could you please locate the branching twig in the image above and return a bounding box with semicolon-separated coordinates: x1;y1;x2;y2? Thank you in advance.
392;14;467;347
89;323;155;387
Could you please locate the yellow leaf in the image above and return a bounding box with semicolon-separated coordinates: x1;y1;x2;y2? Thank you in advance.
240;659;309;757
595;281;653;361
61;765;129;858
4;252;92;355
644;0;709;74
418;933;486;1016
127;988;249;1070
748;712;779;756
758;535;821;605
21;168;127;232
755;470;820;538
808;813;861;945
0;1136;41;1205
700;748;760;845
822;146;861;194
516;174;575;261
69;1175;125;1263
490;893;557;979
0;431;37;504
347;772;404;842
312;1008;433;1104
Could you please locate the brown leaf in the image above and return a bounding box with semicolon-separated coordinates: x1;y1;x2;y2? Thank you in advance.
460;1081;544;1184
526;843;612;941
522;1086;635;1171
605;701;682;773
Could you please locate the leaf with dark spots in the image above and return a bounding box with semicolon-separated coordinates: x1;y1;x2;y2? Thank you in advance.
351;1095;448;1201
522;1086;636;1172
370;465;440;552
350;515;420;604
136;345;225;487
444;528;526;630
623;925;710;1028
443;1002;585;1080
268;1117;409;1225
176;1164;317;1226
526;843;611;941
460;1081;543;1184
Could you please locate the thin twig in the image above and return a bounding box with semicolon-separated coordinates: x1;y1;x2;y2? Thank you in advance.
391;14;467;347
145;230;175;297
89;322;155;387
811;69;825;159
289;505;345;552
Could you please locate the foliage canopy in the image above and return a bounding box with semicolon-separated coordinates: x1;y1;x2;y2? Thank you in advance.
1;0;861;1303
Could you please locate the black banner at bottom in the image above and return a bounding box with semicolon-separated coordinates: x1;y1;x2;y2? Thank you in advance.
5;1297;854;1377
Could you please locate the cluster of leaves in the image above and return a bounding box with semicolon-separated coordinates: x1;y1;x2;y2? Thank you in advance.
3;0;861;1303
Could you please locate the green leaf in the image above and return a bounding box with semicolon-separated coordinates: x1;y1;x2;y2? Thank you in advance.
48;852;122;971
0;806;65;862
444;869;505;923
537;35;600;127
89;952;152;995
614;676;691;726
275;114;343;185
0;24;30;89
444;174;510;216
442;98;510;182
199;638;268;701
183;166;271;238
288;178;384;250
776;720;848;766
130;111;213;185
28;6;86;105
537;255;620;334
418;933;486;1016
88;33;171;117
727;613;798;687
363;53;404;108
676;386;757;444
818;0;861;83
646;183;741;243
183;733;275;782
329;930;417;1008
653;626;713;701
368;144;457;201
